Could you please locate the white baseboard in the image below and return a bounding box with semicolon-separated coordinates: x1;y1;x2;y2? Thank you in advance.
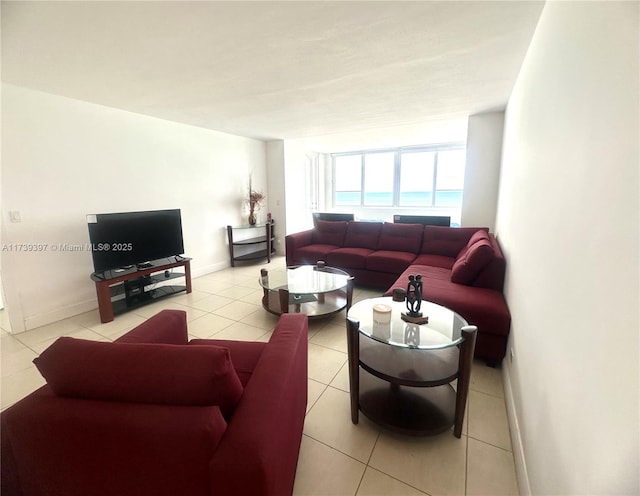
191;261;229;278
23;299;98;332
16;261;231;333
503;365;532;496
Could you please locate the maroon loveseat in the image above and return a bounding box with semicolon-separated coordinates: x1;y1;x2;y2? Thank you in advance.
286;220;510;364
1;310;308;496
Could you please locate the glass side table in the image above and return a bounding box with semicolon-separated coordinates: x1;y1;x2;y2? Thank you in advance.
347;297;477;437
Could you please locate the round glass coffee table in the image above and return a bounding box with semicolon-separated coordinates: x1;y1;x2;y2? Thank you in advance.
259;264;354;318
346;297;477;437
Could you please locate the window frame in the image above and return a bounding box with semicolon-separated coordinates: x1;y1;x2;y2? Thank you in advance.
332;142;466;209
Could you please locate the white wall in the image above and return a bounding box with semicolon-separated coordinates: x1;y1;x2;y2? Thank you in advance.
266;140;286;254
496;2;639;495
461;111;504;230
1;84;266;331
283;140;314;235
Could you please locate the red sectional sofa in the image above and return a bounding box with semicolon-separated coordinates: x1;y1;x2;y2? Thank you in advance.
1;310;308;496
286;220;510;364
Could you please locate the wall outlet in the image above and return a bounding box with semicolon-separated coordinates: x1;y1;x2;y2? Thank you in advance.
9;211;21;223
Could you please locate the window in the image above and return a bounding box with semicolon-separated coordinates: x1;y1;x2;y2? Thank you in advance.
364;152;394;206
334;154;361;205
399;151;435;206
434;149;466;207
333;144;465;208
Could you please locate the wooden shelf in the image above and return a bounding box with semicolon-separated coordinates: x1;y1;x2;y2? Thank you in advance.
91;257;192;323
227;221;275;266
358;369;456;436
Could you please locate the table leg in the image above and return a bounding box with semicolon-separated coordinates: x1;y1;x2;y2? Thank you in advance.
454;325;478;438
346;277;355;311
278;288;289;314
95;281;114;323
346;317;360;424
184;260;192;293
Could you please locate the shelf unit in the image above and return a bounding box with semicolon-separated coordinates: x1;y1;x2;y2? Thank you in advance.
91;257;192;323
226;221;275;267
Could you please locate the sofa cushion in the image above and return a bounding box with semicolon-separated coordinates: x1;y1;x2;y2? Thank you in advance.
377;222;423;253
365;250;417;274
326;247;374;269
34;337;243;418
458;229;491;254
1;388;228;496
292;244;340;265
451;232;494;285
190;339;267;387
312;220;348;246
421;226;488;257
343;222;383;249
412;253;456;269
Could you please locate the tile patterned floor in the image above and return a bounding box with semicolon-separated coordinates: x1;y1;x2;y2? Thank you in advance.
0;256;518;495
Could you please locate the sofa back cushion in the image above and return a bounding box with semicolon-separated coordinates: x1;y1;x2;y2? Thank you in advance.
451;230;495;285
377;222;424;253
343;221;383;249
34;338;243;418
421;226;489;257
312;220;348;246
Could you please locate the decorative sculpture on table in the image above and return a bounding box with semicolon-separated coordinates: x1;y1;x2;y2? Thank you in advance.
401;274;429;324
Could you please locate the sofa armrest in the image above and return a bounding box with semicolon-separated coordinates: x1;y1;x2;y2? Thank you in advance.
209;314;308;496
1;387;225;496
285;229;314;266
115;309;188;344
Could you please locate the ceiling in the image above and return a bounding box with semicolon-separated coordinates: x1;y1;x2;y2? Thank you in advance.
2;1;544;151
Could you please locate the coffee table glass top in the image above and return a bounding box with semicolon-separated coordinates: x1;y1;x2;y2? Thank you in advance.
348;297;468;350
259;265;350;295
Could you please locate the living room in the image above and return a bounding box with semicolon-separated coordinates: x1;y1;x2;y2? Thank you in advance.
2;2;638;496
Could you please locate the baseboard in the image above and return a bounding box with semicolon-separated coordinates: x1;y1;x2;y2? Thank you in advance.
191;261;229;278
23;299;98;332
17;261;240;332
502;365;532;496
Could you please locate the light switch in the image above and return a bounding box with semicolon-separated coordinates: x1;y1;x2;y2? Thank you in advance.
9;211;21;223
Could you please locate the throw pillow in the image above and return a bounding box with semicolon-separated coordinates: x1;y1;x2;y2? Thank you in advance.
451;234;494;285
455;229;490;258
34;337;243;418
421;226;489;257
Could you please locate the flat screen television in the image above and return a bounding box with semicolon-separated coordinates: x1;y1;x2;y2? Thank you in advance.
312;212;355;226
393;214;451;227
87;209;184;273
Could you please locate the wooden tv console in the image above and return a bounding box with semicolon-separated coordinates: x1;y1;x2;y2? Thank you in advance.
91;257;192;323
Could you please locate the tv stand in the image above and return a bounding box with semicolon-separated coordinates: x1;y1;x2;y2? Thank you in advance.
91;257;192;323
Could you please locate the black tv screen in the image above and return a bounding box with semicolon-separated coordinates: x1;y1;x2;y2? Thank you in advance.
87;209;184;273
393;214;451;226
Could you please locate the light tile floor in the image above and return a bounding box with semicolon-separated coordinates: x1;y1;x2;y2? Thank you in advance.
0;256;518;495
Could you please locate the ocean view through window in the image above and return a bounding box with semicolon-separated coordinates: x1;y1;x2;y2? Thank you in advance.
333;144;466;212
